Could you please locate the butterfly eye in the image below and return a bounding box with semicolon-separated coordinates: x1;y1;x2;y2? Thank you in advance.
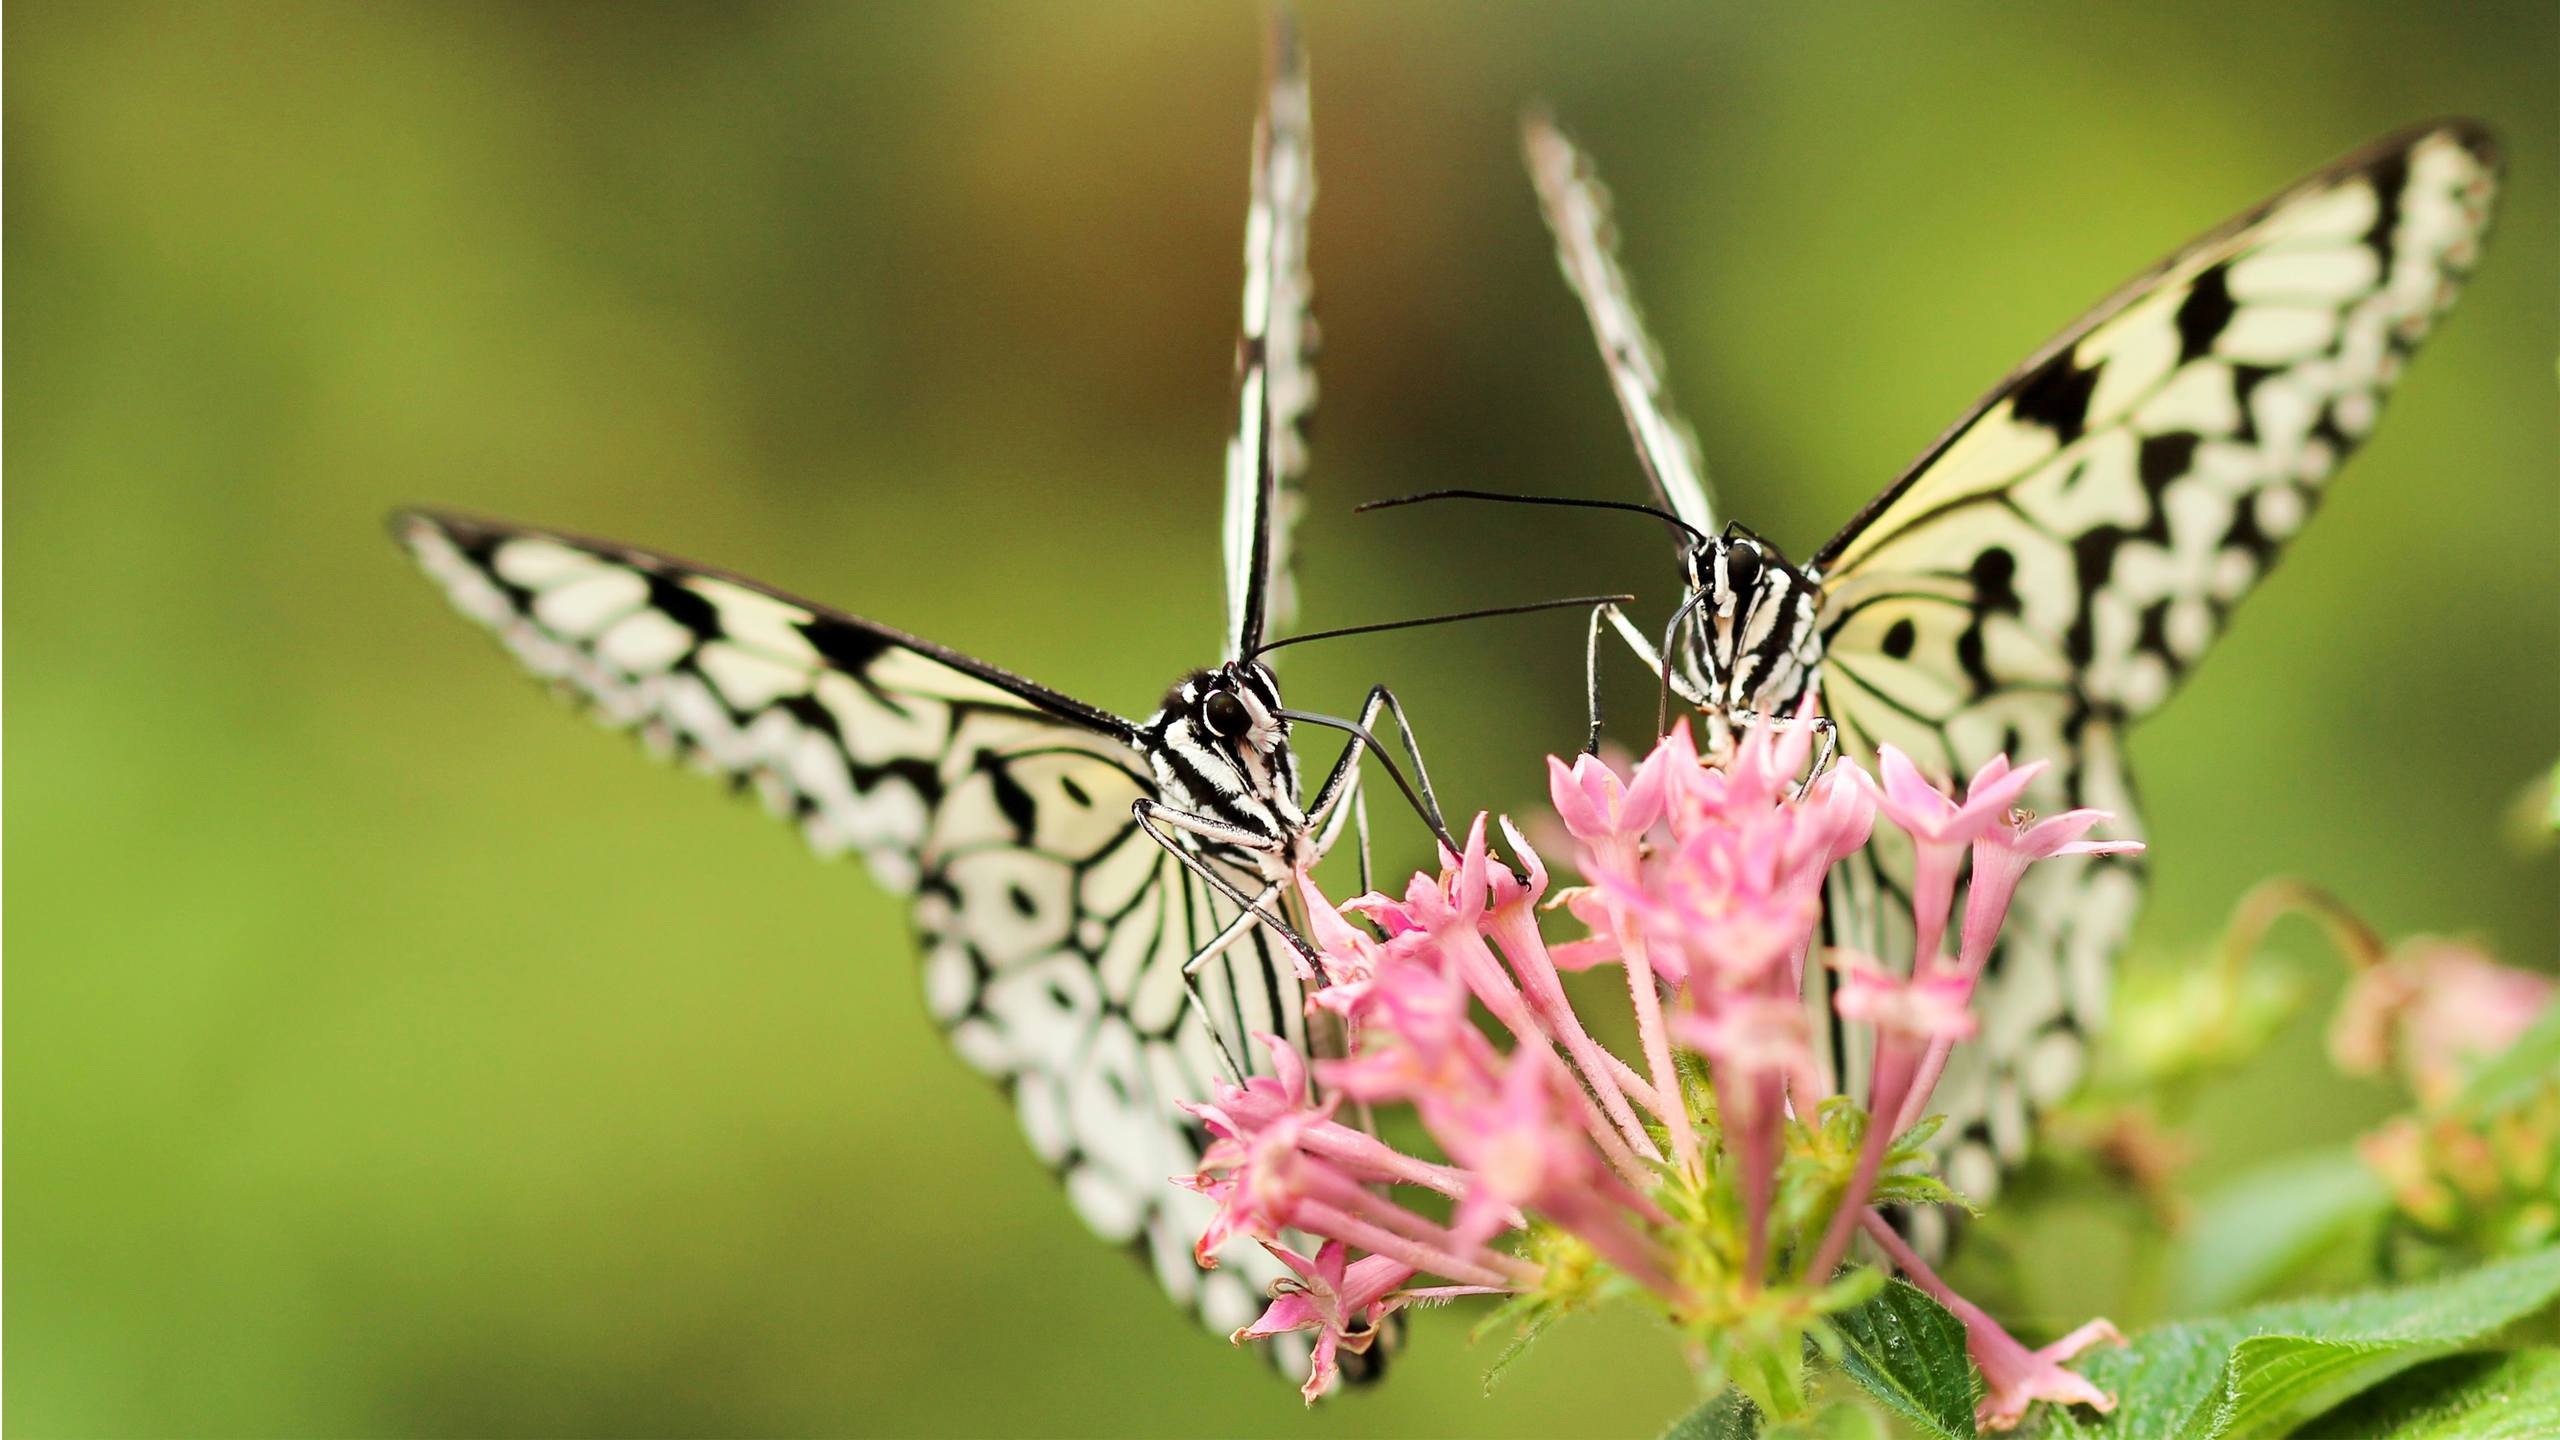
1683;544;1713;590
1202;690;1251;739
1723;544;1763;592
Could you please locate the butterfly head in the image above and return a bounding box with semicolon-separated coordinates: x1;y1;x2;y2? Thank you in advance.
1148;661;1307;863
1192;659;1288;755
1678;529;1825;717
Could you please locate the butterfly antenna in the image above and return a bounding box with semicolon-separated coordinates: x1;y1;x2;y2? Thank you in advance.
1356;488;1710;549
1259;591;1624;876
1249;592;1636;658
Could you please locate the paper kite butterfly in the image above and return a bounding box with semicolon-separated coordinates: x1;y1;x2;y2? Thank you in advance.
392;19;1432;1374
1486;115;2500;1218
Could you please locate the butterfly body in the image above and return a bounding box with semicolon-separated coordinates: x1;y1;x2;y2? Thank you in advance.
1668;533;1827;729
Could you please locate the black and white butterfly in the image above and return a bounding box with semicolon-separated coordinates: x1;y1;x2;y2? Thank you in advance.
1481;115;2500;1214
392;19;1438;1367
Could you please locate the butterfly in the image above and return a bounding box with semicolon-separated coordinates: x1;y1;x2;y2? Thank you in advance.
1475;114;2501;1220
391;17;1441;1369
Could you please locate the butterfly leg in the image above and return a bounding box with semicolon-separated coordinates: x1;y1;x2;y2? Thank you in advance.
1131;801;1316;961
1131;799;1319;1080
1185;877;1296;1083
1306;685;1546;885
1303;684;1449;845
1722;706;1840;788
1309;745;1368;860
1585;601;1672;753
1351;786;1373;895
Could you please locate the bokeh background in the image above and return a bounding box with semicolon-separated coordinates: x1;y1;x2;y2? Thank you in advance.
11;2;2557;1435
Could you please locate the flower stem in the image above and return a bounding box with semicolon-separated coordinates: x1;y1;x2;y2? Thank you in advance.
1294;1198;1535;1290
2218;878;2387;984
1621;928;1703;1178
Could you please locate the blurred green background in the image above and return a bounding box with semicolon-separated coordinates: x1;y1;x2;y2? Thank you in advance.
10;2;2556;1435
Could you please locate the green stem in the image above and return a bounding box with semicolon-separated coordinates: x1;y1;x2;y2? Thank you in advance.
2205;877;2385;1050
1744;1338;1805;1420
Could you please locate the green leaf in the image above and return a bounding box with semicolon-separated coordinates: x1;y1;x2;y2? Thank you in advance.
1666;1394;1891;1440
1661;1388;1761;1440
1869;1171;1978;1214
2189;1335;2447;1440
2175;1147;2389;1311
1895;1113;1949;1152
2312;1349;2560;1437
1833;1280;1979;1440
2033;1247;2560;1439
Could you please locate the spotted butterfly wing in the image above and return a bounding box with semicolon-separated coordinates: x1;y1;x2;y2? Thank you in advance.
1809;121;2498;1203
395;512;1315;1342
391;16;1346;1372
1530;119;2500;1208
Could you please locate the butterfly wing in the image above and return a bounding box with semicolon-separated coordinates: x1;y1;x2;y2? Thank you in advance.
1810;122;2500;1198
1524;113;1720;545
393;510;1308;1342
1222;11;1317;660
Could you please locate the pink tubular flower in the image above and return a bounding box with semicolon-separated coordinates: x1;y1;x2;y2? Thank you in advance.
1807;956;1983;1277
1181;1035;1479;1269
1237;1241;1498;1405
1796;760;1879;869
1672;997;1827;1123
1438;1048;1680;1292
1960;807;2145;978
1295;868;1389;1001
1483;821;1662;1154
1825;750;2131;1281
1867;748;2042;966
1831;955;1980;1046
1548;748;1668;866
1182;725;2139;1414
1677;992;1827;1283
1611;825;1816;988
2331;939;2555;1108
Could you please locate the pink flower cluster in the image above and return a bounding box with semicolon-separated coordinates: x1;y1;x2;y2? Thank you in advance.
2331;938;2556;1108
1182;711;2140;1426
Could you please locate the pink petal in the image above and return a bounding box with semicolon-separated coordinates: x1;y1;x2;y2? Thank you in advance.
1976;1319;2124;1431
1233;1291;1322;1342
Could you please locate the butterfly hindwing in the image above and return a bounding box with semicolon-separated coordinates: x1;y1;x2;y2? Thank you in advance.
395;510;1304;1339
